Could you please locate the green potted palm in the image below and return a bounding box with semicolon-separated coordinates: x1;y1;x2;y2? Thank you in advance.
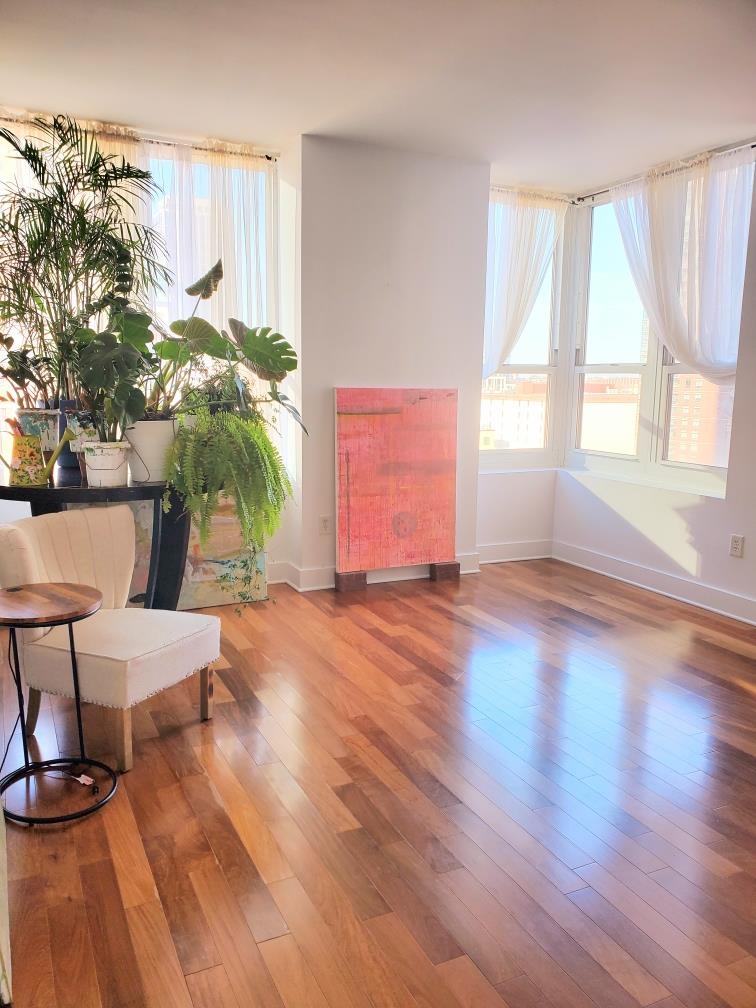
0;115;171;471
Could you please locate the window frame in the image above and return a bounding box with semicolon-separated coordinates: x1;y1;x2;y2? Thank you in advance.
564;196;729;496
479;241;563;472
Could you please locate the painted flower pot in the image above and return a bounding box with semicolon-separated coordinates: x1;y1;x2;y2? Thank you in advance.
125;419;177;483
16;409;60;462
66;412;99;483
83;442;130;488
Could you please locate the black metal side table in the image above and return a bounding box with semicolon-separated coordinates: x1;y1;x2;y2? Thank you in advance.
0;582;118;825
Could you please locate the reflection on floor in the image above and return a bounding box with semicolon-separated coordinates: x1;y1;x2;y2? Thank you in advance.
5;559;756;1008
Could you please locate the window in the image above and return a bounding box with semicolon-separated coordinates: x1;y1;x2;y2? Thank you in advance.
480;262;556;454
576;203;649;458
569;199;736;490
663;371;735;468
138;143;276;332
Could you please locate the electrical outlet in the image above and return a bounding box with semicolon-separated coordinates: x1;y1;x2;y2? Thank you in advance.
319;515;333;536
729;534;745;558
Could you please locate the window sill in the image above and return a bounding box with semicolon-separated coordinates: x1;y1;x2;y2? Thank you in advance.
479;465;557;477
562;465;727;501
477;456;727;500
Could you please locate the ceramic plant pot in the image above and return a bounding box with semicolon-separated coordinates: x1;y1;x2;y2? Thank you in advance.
66;412;99;484
83;442;130;488
16;409;60;462
124;419;177;483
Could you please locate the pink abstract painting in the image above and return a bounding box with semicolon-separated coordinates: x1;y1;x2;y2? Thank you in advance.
335;387;457;573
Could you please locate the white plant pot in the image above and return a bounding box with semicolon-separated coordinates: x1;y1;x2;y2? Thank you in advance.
83;442;130;488
125;419;177;483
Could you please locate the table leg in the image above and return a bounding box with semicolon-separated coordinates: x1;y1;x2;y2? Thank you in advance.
153;492;191;611
144;496;163;610
8;629;29;769
67;623;86;761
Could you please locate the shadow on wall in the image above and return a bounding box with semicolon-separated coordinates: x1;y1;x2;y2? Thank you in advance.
554;470;756;622
554;472;702;579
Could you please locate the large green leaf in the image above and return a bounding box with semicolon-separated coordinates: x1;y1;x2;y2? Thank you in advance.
78;331;144;392
169;317;229;358
185;260;223;299
111;382;146;427
153;339;193;365
227;319;297;382
112;306;154;352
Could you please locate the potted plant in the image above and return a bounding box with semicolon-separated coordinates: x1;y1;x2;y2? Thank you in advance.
0;115;171;468
161;262;303;601
74;297;154;486
126;259;304;485
123;260;227;482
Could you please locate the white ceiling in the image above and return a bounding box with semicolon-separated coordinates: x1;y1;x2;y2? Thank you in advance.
2;0;755;193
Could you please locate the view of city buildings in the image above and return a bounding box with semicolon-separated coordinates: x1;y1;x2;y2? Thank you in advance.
480;369;734;465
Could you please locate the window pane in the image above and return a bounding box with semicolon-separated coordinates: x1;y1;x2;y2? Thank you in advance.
506;266;552;366
585;204;648;364
480;373;548;450
665;374;734;468
579;373;641;455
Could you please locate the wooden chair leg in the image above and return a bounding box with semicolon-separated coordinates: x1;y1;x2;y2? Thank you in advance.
200;665;214;721
25;688;42;737
114;708;133;772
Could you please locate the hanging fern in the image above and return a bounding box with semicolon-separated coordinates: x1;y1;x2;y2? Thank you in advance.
164;410;292;555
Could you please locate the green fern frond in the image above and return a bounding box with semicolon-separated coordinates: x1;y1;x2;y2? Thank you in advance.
164;410;292;553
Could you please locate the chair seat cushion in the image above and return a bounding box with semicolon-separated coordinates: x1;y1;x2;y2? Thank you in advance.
23;608;221;709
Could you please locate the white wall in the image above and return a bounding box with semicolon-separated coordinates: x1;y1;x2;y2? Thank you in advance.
477;470;555;563
551;191;756;624
293;135;489;589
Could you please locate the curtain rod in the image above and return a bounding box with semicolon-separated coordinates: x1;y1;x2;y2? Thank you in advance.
0;108;278;162
490;184;573;204
574;137;756;204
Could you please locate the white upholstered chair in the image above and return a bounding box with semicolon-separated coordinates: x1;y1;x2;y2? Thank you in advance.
0;505;220;772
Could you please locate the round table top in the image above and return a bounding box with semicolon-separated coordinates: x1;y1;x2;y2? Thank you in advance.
0;583;103;628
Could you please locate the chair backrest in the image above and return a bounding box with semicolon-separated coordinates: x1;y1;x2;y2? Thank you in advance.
0;506;136;617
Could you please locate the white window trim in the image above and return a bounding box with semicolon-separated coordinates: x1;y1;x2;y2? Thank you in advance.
562;196;728;497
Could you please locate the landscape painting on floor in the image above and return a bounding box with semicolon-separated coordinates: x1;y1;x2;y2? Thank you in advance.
335;387;457;573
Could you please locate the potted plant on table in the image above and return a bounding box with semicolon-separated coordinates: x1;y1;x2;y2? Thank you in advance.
123;259;229;482
159;261;304;602
0;115;171;469
74;296;154;486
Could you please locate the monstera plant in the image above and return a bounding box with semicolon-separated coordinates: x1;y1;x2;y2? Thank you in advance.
160;261;303;601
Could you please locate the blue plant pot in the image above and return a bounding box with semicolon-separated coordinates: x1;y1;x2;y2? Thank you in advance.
58;400;80;468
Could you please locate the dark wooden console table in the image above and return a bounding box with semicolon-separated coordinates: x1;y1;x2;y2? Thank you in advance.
0;471;190;610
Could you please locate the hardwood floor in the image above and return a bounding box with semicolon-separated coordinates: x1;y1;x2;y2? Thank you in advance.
4;559;756;1008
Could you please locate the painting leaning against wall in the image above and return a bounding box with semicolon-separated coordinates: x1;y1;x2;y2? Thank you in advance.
335;387;457;574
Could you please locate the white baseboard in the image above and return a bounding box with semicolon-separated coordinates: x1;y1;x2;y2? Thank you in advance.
267;552;480;593
271;543;755;623
552;540;756;626
478;539;553;564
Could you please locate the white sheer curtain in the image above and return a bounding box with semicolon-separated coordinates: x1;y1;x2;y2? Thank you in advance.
0;118;278;333
614;147;754;384
483;190;567;378
136;141;278;330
